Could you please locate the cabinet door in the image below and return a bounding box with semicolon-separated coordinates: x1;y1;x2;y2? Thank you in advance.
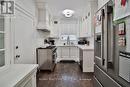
37;49;47;68
69;47;78;58
57;47;61;58
16;72;36;87
61;47;69;58
80;20;87;37
83;51;94;72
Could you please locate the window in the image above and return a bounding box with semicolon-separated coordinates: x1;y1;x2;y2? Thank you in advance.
0;15;5;67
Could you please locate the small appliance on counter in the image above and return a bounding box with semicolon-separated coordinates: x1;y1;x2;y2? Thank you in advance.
49;40;55;45
44;38;56;46
78;39;89;45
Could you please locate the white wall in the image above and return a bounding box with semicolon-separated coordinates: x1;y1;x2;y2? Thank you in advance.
10;0;49;64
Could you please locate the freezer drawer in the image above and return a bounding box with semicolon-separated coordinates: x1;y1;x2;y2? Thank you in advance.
94;65;121;87
93;76;103;87
119;52;130;82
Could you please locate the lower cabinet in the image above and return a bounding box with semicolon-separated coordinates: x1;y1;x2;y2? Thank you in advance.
15;71;37;87
61;47;70;58
57;46;79;62
79;48;94;72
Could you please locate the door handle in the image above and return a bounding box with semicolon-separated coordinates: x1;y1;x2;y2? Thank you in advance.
16;46;19;49
102;58;105;66
16;55;20;58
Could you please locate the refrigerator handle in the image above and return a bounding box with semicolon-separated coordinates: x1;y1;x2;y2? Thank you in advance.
101;8;105;66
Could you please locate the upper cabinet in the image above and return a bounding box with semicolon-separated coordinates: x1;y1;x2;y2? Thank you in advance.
79;1;98;37
36;2;52;32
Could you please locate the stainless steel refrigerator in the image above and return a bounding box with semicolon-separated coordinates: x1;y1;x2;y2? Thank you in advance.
94;1;130;87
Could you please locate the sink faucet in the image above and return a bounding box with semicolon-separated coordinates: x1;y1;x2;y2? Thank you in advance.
67;36;70;45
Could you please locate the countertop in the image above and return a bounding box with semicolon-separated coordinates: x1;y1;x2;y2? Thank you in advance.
57;45;94;50
56;45;77;47
0;64;38;87
77;45;94;51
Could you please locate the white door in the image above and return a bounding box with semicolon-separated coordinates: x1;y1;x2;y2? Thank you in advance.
11;9;34;64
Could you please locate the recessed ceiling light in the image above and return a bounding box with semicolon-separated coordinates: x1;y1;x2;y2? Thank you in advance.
62;9;75;18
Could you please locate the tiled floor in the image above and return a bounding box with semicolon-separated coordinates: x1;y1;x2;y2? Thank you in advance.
37;62;93;87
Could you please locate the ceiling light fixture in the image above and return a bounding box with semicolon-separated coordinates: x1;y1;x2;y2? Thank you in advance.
62;9;75;18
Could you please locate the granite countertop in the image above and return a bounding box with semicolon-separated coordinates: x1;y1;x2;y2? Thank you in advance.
0;64;38;87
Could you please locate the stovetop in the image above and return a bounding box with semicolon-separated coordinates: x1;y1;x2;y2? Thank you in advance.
38;46;56;49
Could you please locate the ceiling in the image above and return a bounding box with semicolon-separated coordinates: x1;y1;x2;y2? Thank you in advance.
36;0;97;19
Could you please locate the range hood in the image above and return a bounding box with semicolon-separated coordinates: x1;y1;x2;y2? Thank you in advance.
37;22;50;32
36;2;50;32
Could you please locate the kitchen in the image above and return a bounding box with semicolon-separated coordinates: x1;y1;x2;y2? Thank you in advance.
0;0;130;87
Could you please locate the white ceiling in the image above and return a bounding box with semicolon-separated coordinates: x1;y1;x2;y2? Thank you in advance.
36;0;97;19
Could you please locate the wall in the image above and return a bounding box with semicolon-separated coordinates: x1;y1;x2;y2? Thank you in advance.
10;0;48;64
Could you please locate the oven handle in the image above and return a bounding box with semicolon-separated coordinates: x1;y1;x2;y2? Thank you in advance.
120;51;130;59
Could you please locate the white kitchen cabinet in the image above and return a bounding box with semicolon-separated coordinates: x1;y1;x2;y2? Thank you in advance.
15;71;36;87
36;2;52;32
57;47;61;59
61;47;70;58
0;64;38;87
53;22;80;37
56;46;79;62
70;46;79;58
78;46;94;72
83;50;94;72
79;1;97;37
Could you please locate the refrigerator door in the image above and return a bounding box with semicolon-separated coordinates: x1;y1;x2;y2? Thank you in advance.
94;5;108;71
